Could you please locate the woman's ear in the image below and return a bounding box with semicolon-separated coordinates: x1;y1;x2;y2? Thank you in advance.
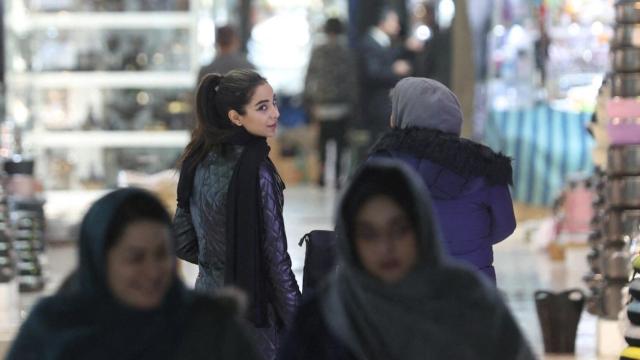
228;110;243;127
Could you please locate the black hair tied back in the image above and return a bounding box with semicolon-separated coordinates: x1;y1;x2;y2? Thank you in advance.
198;73;229;130
178;69;267;210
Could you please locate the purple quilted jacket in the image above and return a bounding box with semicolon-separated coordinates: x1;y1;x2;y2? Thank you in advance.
369;128;516;284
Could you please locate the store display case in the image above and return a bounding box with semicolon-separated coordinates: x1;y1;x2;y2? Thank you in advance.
487;0;613;112
583;1;640;355
484;0;613;207
544;0;613;112
2;0;216;190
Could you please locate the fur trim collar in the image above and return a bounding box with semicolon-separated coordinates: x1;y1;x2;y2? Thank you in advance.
370;128;513;186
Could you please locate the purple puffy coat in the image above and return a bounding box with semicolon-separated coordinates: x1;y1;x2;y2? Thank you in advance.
369;128;516;283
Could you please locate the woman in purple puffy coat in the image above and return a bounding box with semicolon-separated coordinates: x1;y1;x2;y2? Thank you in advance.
369;77;516;284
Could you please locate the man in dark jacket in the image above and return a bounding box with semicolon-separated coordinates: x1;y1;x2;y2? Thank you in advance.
197;25;255;83
304;18;358;187
358;7;412;143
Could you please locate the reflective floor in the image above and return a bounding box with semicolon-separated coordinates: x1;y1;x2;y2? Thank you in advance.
0;186;625;359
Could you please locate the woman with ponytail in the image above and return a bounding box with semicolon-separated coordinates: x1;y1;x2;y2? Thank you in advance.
173;70;301;360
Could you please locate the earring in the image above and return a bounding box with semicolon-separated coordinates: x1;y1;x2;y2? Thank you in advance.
235;122;242;126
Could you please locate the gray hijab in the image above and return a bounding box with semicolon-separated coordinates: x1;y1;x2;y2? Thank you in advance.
391;77;463;135
320;160;535;360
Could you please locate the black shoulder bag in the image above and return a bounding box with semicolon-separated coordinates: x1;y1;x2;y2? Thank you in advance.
298;230;338;298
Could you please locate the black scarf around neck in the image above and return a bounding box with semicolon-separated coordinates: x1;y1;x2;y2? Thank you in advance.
177;155;196;211
224;129;270;327
176;128;271;327
370;128;513;186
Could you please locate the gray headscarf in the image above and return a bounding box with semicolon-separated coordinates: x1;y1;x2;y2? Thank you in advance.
320;159;535;360
391;77;463;135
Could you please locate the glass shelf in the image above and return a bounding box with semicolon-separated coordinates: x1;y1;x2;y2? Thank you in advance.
3;0;219;190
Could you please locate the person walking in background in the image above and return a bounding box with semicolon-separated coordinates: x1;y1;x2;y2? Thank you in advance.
173;70;301;360
358;7;412;144
197;25;255;83
279;160;534;360
303;17;357;188
7;188;258;360
369;77;515;284
413;1;452;87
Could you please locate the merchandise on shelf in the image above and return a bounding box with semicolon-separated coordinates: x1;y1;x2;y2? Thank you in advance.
3;0;216;191
2;156;46;293
582;2;640;355
488;0;613;112
484;0;609;208
27;0;189;12
26;29;191;72
545;0;613;112
0;187;14;284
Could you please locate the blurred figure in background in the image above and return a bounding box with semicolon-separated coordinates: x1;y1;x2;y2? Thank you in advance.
198;25;255;82
369;78;515;284
413;1;452;87
358;7;412;144
303;17;358;188
174;70;301;360
7;188;258;360
534;6;550;88
413;1;476;138
279;160;534;360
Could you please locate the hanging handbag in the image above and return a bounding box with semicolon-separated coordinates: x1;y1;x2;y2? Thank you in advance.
298;230;338;297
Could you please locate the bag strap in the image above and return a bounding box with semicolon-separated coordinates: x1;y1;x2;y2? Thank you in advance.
298;233;310;247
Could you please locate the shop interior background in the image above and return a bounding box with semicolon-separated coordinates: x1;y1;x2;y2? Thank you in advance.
0;0;630;359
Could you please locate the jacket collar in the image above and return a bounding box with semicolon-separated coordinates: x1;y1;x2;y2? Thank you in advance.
369;27;391;48
369;128;513;186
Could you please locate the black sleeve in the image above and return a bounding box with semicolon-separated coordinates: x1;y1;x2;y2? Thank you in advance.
172;207;199;264
6;304;47;360
219;320;262;360
279;296;353;360
177;296;261;360
258;162;301;328
278;300;311;360
492;299;538;360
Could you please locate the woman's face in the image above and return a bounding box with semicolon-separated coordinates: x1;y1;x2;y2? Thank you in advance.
354;195;418;283
106;220;174;310
230;82;279;138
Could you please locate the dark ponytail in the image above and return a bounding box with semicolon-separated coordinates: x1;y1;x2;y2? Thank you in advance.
179;69;267;172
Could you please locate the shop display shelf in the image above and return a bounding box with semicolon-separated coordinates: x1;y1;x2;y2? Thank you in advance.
608;97;640;118
607;118;640;145
24;130;190;149
8;12;193;30
7;71;195;89
3;0;215;191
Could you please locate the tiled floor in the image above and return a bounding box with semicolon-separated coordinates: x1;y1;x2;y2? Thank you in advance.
0;186;626;358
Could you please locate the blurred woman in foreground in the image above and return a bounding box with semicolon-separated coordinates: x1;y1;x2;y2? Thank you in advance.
279;160;534;360
7;188;258;360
